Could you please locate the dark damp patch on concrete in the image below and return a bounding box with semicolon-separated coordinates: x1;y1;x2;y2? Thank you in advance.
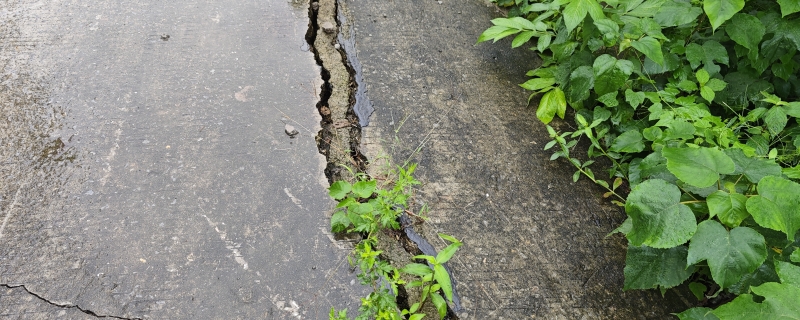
336;5;374;127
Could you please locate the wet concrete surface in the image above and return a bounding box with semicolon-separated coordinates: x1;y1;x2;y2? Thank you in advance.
0;0;365;319
348;0;694;318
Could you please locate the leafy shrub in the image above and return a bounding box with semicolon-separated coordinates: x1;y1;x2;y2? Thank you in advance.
480;0;800;317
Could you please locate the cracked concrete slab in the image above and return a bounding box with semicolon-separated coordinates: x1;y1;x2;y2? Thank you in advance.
0;0;365;319
347;0;694;318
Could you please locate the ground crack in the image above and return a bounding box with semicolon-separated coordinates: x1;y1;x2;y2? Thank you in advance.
1;284;141;320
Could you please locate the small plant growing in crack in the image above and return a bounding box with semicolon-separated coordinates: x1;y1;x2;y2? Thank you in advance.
328;164;460;320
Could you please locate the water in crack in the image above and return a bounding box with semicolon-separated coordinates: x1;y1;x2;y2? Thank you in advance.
336;3;374;127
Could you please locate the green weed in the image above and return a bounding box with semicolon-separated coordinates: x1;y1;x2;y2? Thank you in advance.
328;164;460;320
480;0;800;317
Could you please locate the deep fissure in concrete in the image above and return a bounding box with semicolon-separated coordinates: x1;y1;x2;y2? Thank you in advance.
305;0;366;184
304;1;462;317
0;284;141;320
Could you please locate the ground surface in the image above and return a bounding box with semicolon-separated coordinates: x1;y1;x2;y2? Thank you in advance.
0;0;364;319
348;0;694;318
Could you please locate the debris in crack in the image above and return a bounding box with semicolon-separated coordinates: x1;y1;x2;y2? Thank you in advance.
305;0;366;183
0;284;142;320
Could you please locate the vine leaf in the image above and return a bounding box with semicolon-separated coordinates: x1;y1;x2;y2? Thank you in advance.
563;0;604;34
713;283;800;319
707;191;749;228
687;220;767;289
725;14;765;51
778;0;800;17
631;36;664;66
610;130;645;153
776;261;800;288
536;87;567;124
676;307;719;320
624;245;696;290
662;147;735;188
703;0;745;30
352;180;377;198
566;66;594;103
724;148;782;184
654;0;704;27
593;54;634;96
625;179;696;248
328;181;352;200
746;176;800;241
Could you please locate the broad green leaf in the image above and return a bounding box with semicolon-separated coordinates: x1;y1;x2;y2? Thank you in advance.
705;79;727;91
402;263;433;276
654;0;703;27
724;148;782;184
352;180;377;198
778;0;800;17
594;19;619;35
623;245;695;289
685;43;705;69
431;292;447;319
677;307;719;320
520;77;556;91
477;26;513;43
409;314;424;320
776;261;800;287
625;179;697;248
511;31;536;48
593;54;634;96
746;176;800;241
711;294;765;320
703;0;745;30
792;250;800;263
491;17;538;30
689;282;708;301
662;147;736;188
625;89;646;108
701;86;716;102
784;166;800;179
537;33;552;52
610;130;645;153
707;191;749;228
597;91;619;107
329;181;352;199
331;211;351;233
696;69;710;84
563;0;605;34
764;106;788;137
631;36;665;66
434;264;454;302
436;242;462;264
627;0;667;17
687;220;767;289
536;87;567;124
725;14;765;51
748;282;800;318
566;66;594;103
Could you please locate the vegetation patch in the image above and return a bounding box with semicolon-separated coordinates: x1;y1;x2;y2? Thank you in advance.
480;0;800;318
328;165;461;320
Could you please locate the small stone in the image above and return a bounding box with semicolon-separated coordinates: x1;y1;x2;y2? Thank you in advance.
284;124;299;138
310;2;319;10
320;21;335;34
334;43;340;49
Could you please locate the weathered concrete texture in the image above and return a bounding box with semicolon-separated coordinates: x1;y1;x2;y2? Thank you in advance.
0;0;365;319
349;0;694;318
